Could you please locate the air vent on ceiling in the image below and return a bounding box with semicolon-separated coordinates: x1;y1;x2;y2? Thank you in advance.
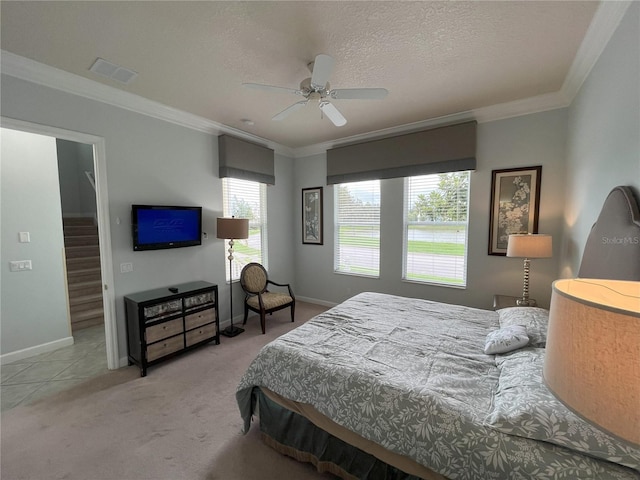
89;58;138;85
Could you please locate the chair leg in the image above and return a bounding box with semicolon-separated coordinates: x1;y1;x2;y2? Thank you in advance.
260;311;266;334
290;303;295;323
243;303;248;325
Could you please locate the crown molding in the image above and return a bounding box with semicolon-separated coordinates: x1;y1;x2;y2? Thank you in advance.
293;1;632;158
1;0;629;160
0;50;294;157
561;1;632;104
292;90;569;158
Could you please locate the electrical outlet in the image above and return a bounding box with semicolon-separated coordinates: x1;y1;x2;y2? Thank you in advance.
10;260;32;272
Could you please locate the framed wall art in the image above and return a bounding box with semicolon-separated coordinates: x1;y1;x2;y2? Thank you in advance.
488;166;542;255
302;187;323;245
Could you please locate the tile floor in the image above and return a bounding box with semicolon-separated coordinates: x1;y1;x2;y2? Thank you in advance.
1;325;108;412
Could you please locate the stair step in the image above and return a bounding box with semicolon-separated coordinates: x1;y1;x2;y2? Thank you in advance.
63;217;95;226
69;292;102;306
67;256;101;270
67;267;102;284
64;225;98;237
65;235;99;247
68;280;102;297
70;299;104;315
71;308;104;331
72;307;104;321
72;316;104;331
66;245;100;258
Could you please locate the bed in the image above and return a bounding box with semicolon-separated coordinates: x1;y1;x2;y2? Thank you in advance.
236;186;640;480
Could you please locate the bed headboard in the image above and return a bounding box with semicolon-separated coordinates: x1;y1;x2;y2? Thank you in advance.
578;186;640;280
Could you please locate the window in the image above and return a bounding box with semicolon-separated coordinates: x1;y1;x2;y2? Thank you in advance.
334;180;380;277
222;177;267;281
403;172;470;286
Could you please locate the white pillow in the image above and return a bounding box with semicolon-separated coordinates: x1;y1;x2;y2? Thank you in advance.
498;307;549;347
484;325;529;354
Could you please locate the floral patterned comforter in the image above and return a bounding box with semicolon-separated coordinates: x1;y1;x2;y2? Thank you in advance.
237;292;639;480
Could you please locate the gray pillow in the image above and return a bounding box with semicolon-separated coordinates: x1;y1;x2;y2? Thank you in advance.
486;348;640;472
497;307;549;347
484;325;529;354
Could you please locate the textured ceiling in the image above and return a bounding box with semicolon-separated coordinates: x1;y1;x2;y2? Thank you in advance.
1;1;598;149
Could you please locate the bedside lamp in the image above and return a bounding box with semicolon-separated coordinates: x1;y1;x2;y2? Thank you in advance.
507;233;552;306
216;216;249;337
543;278;640;446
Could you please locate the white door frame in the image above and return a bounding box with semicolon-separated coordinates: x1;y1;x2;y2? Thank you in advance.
1;116;119;370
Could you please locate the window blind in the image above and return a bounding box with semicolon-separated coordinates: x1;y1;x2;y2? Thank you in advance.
218;134;275;185
334;180;380;277
403;172;470;286
326;121;476;185
222;177;268;281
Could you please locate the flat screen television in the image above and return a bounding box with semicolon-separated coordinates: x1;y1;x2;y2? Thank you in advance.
132;204;202;251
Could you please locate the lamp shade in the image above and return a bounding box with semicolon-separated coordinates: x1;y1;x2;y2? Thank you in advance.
543;278;640;446
506;234;552;258
216;217;249;240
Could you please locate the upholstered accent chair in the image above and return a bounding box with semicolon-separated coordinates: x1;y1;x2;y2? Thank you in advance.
240;263;295;334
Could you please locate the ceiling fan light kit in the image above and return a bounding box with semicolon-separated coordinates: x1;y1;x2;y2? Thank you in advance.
242;53;388;127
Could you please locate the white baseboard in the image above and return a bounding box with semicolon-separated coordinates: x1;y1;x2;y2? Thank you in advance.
1;336;75;365
296;296;338;308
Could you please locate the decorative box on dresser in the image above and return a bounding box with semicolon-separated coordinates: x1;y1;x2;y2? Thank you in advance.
125;281;219;376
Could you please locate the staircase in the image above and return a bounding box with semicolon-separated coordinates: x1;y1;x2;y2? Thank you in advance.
63;217;104;331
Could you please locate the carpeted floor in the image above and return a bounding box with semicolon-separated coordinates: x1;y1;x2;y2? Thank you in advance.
0;301;335;480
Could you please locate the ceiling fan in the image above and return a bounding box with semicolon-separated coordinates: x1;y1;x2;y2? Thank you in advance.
242;54;388;127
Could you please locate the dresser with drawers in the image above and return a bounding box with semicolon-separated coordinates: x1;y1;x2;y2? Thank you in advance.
124;281;219;376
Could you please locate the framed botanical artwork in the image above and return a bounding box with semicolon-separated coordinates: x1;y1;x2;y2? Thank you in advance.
302;187;323;245
488;166;542;255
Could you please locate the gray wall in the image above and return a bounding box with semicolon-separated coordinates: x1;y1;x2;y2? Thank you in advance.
1;128;71;353
0;75;295;363
0;2;636;361
562;2;640;278
294;108;567;310
56;139;97;218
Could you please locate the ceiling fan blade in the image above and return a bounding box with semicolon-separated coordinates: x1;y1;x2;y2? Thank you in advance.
330;88;388;100
310;54;334;89
272;100;308;121
319;101;347;127
242;83;301;95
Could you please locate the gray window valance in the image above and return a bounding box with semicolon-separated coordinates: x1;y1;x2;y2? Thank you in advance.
326;121;477;185
218;134;275;185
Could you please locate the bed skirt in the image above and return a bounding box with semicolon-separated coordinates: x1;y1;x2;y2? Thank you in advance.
256;387;446;480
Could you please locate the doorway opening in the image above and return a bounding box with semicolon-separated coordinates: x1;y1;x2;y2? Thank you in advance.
1;117;118;371
57;139;105;334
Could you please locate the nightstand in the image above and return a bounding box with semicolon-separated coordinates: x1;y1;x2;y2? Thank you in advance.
493;295;537;310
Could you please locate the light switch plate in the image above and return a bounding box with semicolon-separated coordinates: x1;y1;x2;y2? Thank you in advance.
120;262;133;273
19;232;31;243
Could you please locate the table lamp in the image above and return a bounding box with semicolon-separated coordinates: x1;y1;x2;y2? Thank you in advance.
506;233;552;306
543;278;640;446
